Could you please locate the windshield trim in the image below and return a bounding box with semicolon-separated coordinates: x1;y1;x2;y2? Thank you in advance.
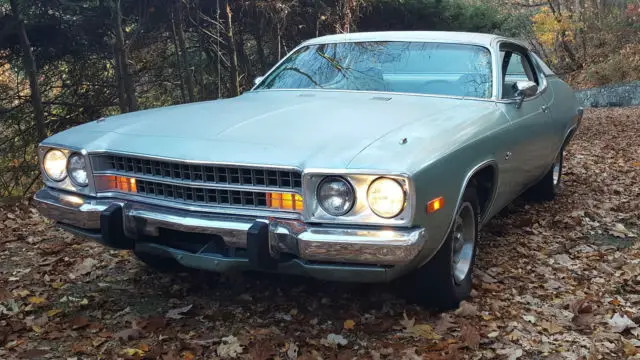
249;88;497;102
250;40;497;99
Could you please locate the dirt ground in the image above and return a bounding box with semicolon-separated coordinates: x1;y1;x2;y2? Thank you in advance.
0;107;639;360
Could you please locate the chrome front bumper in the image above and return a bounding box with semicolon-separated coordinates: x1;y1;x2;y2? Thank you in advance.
33;187;426;282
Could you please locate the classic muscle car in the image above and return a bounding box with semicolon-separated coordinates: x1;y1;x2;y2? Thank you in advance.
34;31;582;309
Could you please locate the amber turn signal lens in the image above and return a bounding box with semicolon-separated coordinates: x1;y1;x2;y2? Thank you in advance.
95;175;137;193
426;196;444;213
267;192;303;212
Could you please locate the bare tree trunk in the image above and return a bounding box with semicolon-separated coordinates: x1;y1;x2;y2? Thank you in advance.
276;22;282;60
9;0;46;142
253;19;267;73
171;9;187;103
226;0;240;96
113;46;128;112
343;0;352;33
176;1;196;103
112;0;137;112
236;33;251;79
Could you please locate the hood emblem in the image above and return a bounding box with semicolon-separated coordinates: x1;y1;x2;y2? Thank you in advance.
399;137;408;145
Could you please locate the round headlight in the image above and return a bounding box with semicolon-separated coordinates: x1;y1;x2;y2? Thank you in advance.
367;177;406;218
43;149;68;181
317;176;355;216
67;153;88;186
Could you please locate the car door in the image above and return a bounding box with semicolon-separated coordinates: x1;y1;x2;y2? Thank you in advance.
495;43;556;200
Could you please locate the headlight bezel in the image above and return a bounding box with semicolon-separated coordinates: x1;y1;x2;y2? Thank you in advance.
316;176;356;217
303;171;413;226
43;149;68;182
38;145;94;195
67;153;89;187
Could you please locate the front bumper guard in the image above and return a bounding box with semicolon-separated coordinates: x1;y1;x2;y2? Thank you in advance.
33;187;426;281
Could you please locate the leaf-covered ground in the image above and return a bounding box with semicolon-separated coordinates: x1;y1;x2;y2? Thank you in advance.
1;107;639;360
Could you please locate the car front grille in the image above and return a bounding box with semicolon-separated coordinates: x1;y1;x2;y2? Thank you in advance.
92;154;302;190
90;154;302;212
135;179;268;208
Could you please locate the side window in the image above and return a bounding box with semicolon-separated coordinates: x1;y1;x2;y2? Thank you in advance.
500;49;539;99
504;53;528;82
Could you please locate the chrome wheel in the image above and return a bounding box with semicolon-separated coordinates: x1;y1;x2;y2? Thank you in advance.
552;152;562;186
451;202;476;284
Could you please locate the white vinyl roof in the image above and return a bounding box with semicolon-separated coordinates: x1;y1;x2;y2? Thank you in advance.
302;31;517;48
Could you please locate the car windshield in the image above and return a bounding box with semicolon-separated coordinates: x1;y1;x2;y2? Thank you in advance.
255;41;493;98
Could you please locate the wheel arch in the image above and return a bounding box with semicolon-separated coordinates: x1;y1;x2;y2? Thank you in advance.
415;159;499;268
563;125;578;147
456;160;499;223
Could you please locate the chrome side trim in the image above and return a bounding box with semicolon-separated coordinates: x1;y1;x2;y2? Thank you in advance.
454;159;499;226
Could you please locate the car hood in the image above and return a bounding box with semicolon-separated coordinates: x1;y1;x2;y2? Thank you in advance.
44;90;497;171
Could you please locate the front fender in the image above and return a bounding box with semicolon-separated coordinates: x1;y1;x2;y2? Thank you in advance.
406;153;499;270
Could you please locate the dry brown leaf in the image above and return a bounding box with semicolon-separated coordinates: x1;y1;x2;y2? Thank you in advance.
0;287;11;302
116;327;144;341
70;316;90;330
460;324;481;350
74;258;99;275
434;313;456;334
343;319;355;330
622;339;639;356
539;320;564;334
18;349;48;359
454;301;478;317
144;316;167;332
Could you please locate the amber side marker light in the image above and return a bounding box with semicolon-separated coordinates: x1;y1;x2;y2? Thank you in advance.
267;192;303;212
426;196;444;214
95;175;137;193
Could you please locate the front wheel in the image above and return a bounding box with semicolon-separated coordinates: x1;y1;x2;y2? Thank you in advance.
401;185;479;310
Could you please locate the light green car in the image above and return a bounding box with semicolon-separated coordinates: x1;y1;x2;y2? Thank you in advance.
34;31;583;309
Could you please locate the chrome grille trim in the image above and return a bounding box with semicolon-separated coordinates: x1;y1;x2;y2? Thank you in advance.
91;154;303;190
135;179;269;209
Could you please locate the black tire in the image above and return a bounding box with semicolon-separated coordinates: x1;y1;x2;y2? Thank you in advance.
133;251;184;273
527;147;563;202
401;185;480;310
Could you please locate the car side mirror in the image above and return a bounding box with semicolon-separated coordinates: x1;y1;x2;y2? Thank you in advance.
513;80;538;109
253;76;265;86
